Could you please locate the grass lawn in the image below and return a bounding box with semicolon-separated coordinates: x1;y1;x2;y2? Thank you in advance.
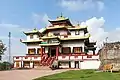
34;70;120;80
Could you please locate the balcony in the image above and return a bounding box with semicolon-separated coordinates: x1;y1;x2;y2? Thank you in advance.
31;57;41;61
58;53;99;61
23;57;31;61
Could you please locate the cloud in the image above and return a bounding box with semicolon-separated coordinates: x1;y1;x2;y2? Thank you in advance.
32;13;50;27
80;17;120;52
81;17;107;49
59;0;104;11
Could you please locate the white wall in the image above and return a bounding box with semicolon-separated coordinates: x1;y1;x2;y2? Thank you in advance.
62;41;85;52
27;34;39;41
30;62;33;68
70;30;85;36
70;31;75;36
45;47;48;53
80;61;100;69
27;45;41;54
80;31;84;36
71;61;75;68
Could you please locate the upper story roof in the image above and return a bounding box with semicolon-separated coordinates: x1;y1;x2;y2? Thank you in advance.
48;15;73;26
23;28;41;35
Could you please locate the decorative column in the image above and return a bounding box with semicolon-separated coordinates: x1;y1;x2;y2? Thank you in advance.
36;48;37;54
56;47;59;60
21;61;23;68
41;47;43;57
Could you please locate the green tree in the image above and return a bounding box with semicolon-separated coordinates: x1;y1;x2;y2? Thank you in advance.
0;40;6;60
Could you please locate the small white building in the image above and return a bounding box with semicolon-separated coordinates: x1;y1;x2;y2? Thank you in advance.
13;15;100;69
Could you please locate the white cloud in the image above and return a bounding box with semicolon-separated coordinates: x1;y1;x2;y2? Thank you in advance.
81;17;120;52
59;0;104;11
32;13;50;27
81;17;107;49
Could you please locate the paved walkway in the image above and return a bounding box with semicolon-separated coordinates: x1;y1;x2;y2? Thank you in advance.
0;69;69;80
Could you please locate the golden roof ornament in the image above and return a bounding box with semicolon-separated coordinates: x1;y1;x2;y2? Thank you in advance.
77;21;80;26
33;28;37;31
56;13;66;20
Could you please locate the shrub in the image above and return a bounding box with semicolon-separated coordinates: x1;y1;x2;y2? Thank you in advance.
0;62;12;71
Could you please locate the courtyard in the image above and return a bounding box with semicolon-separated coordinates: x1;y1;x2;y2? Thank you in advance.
0;69;68;80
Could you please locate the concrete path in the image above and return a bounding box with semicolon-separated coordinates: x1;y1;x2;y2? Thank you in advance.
0;69;69;80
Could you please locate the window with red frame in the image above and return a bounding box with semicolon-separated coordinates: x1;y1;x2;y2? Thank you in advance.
62;47;71;54
73;47;82;53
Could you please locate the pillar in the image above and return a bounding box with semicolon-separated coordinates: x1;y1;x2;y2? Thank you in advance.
41;47;43;56
21;61;23;68
93;50;95;55
36;48;37;54
56;47;59;60
30;61;33;68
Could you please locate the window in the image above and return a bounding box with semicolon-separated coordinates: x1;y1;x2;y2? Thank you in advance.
25;57;28;59
75;30;79;35
62;47;71;53
16;57;19;59
73;47;82;53
59;61;69;66
37;48;41;54
54;33;60;36
87;55;92;58
30;34;33;39
28;48;36;54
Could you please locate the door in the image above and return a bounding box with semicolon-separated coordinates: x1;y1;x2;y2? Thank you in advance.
49;47;56;57
16;62;19;68
75;61;79;68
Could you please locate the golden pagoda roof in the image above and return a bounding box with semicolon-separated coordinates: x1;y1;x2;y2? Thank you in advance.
56;15;67;21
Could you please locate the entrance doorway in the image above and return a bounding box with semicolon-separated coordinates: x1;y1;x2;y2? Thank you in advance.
48;47;56;57
75;61;79;68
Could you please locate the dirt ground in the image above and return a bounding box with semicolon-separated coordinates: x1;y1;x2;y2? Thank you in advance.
0;69;69;80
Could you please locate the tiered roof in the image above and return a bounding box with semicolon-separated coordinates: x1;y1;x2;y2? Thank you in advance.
48;15;73;26
21;15;91;44
23;28;41;35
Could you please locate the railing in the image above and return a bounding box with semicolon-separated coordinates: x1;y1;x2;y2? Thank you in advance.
13;56;41;61
58;53;99;61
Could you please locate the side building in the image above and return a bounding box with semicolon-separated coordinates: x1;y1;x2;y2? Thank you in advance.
13;15;100;69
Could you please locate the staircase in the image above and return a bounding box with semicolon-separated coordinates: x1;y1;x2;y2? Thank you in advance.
41;55;56;67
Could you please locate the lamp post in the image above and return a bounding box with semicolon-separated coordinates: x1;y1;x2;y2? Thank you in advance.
105;37;108;64
8;32;11;63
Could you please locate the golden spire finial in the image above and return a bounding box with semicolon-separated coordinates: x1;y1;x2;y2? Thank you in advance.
60;12;63;17
56;13;66;20
33;28;37;31
77;21;80;26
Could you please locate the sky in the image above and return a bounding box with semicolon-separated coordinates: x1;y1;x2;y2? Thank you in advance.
1;0;120;61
